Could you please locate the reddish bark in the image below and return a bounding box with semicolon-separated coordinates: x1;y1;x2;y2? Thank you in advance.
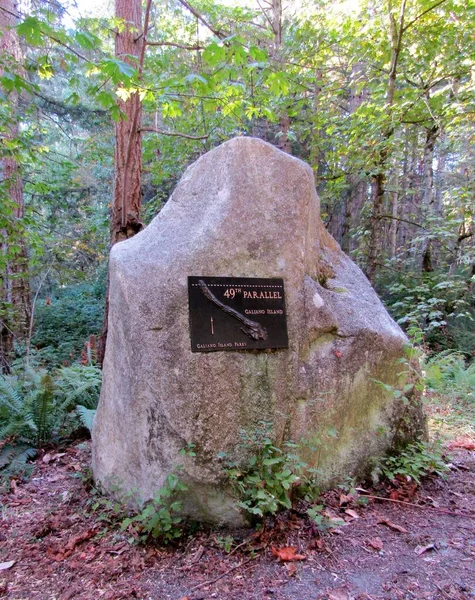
111;0;144;244
98;0;149;366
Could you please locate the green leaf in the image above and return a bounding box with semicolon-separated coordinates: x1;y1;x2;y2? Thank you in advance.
17;17;44;46
249;46;267;63
75;31;101;51
100;58;136;84
185;73;208;85
202;42;226;66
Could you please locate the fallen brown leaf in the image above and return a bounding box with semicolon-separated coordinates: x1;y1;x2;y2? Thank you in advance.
415;543;435;555
366;537;384;551
308;538;325;551
378;518;408;533
285;562;298;576
271;545;306;562
446;437;475;451
64;529;96;553
345;509;359;520
339;493;353;506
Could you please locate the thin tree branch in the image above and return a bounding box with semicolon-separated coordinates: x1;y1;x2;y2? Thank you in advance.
25;266;53;366
48;34;92;64
140;126;208;140
256;0;275;32
176;0;227;39
146;40;204;50
0;6;20;19
247;21;269;31
138;0;153;73
402;0;449;33
458;231;473;243
378;214;427;230
31;89;107;116
358;492;474;517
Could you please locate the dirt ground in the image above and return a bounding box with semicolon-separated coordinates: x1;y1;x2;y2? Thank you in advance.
0;439;474;600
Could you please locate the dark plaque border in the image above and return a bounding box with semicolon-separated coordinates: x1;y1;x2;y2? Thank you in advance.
188;276;289;352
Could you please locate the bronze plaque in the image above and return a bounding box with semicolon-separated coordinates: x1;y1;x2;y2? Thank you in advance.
188;276;289;352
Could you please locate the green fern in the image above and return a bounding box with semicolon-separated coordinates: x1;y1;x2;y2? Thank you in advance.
0;444;37;476
31;374;55;448
0;376;23;417
0;364;102;477
0;375;38;442
425;352;475;404
76;405;96;433
55;366;101;409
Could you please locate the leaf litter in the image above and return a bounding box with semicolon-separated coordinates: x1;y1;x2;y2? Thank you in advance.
0;441;474;599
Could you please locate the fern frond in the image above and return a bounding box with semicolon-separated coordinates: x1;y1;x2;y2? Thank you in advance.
23;366;45;387
0;376;23;416
55;366;101;410
0;444;20;469
0;444;37;478
57;380;101;413
31;375;55;448
0;420;24;441
76;405;96;433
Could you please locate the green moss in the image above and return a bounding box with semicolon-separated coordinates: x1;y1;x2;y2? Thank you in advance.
296;358;425;487
315;261;336;289
238;353;275;429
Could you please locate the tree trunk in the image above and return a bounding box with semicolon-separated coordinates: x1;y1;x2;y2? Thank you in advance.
420;123;439;272
342;62;368;253
270;0;292;155
111;0;144;245
97;0;146;366
0;0;31;372
365;0;407;282
272;0;282;50
277;113;291;154
388;167;399;258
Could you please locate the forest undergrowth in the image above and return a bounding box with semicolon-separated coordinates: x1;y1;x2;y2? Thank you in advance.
0;341;474;599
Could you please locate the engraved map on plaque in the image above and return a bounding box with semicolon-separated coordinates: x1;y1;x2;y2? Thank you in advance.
188;276;289;352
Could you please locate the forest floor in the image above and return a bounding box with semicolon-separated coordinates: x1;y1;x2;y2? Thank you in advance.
1;419;474;600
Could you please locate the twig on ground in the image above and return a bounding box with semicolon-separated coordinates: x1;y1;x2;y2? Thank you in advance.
190;555;258;591
360;493;474;517
228;539;249;556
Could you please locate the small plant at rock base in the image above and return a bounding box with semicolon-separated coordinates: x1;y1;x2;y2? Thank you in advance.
121;473;188;544
379;440;448;484
307;503;346;531
220;421;312;520
215;534;235;553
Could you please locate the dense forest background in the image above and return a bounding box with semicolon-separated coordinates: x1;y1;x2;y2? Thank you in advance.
0;0;473;374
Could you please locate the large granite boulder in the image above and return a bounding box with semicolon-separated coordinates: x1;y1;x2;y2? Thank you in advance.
92;137;425;526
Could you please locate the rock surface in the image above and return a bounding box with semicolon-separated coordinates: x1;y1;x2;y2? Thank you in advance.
92;137;425;526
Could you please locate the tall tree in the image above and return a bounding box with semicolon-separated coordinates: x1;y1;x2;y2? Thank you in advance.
111;0;147;244
365;0;407;283
97;0;152;365
0;0;31;371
